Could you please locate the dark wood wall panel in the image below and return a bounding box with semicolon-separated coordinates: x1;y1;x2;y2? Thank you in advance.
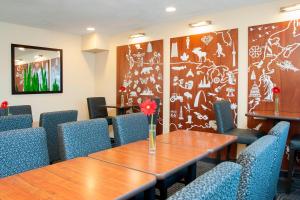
117;40;164;134
170;29;238;132
248;19;300;169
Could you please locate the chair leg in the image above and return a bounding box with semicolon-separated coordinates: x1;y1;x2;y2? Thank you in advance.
216;151;221;164
227;145;231;161
287;149;295;193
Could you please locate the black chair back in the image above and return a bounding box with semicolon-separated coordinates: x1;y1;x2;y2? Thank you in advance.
213;100;235;133
87;97;108;119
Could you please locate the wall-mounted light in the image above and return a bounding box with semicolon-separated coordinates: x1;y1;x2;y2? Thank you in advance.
189;20;212;28
280;4;300;12
129;33;146;39
166;6;176;13
86;27;95;31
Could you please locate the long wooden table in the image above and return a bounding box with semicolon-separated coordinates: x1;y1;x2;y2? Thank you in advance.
246;111;300;121
89;131;237;199
0;157;156;200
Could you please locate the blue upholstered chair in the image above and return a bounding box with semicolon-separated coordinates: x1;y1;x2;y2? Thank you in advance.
213;100;263;159
287;134;300;193
39;110;78;163
267;121;290;198
58;119;111;160
0;127;49;178
168;162;242;200
237;135;277;200
113;112;149;146
0;114;33;132
0;108;6;116
9;105;32;115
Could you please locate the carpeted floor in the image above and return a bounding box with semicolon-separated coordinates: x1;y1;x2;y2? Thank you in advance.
155;160;300;199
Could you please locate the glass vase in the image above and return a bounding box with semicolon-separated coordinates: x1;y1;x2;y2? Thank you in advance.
274;95;279;115
120;94;125;106
149;124;156;154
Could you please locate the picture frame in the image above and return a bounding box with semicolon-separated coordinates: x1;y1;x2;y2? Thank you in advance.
11;44;63;95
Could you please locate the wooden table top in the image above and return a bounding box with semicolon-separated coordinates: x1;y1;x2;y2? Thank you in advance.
246;111;300;121
89;140;209;180
156;130;237;153
0;157;156;200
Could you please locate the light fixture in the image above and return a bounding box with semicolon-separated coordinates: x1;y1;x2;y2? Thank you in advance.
18;47;25;51
280;4;300;12
129;33;146;39
189;20;212;28
86;27;95;31
166;6;176;12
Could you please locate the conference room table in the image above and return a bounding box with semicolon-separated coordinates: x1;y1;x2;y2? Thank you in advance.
246;111;300;122
0;157;156;200
89;130;237;199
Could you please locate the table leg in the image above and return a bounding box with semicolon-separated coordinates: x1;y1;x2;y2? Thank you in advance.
185;163;197;185
157;180;167;200
144;186;155;200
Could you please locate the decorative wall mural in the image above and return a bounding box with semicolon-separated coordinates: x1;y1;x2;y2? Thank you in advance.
170;29;238;132
248;19;300;114
117;40;163;134
247;19;300;170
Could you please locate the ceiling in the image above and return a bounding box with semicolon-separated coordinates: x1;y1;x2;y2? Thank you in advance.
0;0;275;35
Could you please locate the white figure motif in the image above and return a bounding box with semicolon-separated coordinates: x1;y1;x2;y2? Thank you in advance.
141;67;153;74
249;82;261;98
201;35;213;45
198;76;211;88
179;106;184;120
232;43;237;67
155;84;163;93
201;104;212;111
226;88;235;97
150;74;156;84
216;43;225;57
186;36;190;49
171;42;179;57
192;48;207;62
184;103;193;113
172;66;186;71
141;88;154;96
133;52;145;68
259;69;274;102
170;110;177;118
276;60;299;72
227;72;236;85
184;92;193;99
249;45;262;58
155;65;160;72
137;98;142;104
130;91;137;97
250;71;256;80
147;42;153;53
194;90;206;107
126;47;135;69
170;93;183;102
140;78;148;84
209;120;218;131
186;69;194;77
134;70;139;76
180;53;189;61
186;115;193;124
194;112;208;120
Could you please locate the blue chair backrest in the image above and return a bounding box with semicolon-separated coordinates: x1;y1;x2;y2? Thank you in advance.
113;112;149;146
0;108;6;116
213;100;235;133
0;127;49;178
168;162;242;200
39;110;78;162
267;121;290;199
9;105;32;115
0;114;32;132
58;119;111;160
237;135;277;200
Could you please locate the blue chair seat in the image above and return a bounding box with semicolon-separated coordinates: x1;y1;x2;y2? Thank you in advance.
290;135;300;150
168;162;242;200
225;128;263;144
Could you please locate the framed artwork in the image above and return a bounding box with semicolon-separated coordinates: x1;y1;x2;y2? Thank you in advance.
170;29;238;132
117;40;164;134
11;44;63;94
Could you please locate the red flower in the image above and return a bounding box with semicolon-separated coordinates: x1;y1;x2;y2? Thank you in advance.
272;86;280;94
1;101;8;109
140;99;157;116
119;86;126;92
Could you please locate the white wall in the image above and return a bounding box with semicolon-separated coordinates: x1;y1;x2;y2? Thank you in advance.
0;22;96;121
95;0;300;133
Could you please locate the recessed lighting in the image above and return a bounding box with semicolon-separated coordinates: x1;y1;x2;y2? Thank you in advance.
86;27;95;31
280;4;300;12
18;47;25;51
166;6;176;12
129;33;146;39
189;20;212;28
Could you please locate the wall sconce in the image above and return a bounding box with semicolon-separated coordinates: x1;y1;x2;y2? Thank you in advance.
280;4;300;12
189;20;212;28
129;33;146;39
